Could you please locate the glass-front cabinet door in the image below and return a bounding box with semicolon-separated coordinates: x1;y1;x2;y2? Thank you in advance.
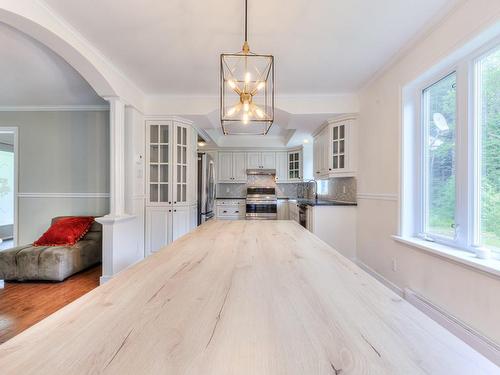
147;120;172;205
174;123;188;205
332;124;345;171
288;151;301;180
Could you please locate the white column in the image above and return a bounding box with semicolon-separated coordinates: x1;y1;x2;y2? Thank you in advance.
96;97;141;285
107;96;126;216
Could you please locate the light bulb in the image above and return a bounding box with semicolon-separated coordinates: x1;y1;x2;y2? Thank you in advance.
245;72;251;83
228;79;236;89
242;113;249;124
255;107;265;118
243;102;250;113
256;81;265;91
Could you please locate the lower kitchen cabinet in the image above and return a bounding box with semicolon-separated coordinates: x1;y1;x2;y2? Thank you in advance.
305;205;356;260
277;199;289;220
145;204;197;255
288;201;300;223
216;199;246;220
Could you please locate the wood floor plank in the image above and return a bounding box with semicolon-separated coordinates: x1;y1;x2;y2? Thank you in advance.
0;221;497;374
0;265;101;344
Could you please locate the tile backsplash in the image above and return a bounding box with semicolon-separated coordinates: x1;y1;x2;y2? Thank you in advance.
315;177;357;202
216;177;356;202
216;181;299;198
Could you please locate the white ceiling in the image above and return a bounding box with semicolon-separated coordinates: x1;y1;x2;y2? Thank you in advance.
43;0;461;96
0;22;105;107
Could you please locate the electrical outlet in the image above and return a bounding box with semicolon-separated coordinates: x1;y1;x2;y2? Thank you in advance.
391;259;397;272
226;187;230;193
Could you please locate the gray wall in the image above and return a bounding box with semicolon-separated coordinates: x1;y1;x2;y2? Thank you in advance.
0;111;110;244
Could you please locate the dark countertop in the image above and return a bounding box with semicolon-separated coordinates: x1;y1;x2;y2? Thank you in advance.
294;198;357;207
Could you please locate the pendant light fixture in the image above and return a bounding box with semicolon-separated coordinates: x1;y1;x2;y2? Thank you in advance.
220;0;274;135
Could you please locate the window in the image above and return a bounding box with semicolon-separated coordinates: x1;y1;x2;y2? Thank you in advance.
422;73;457;239
476;47;500;251
402;39;500;258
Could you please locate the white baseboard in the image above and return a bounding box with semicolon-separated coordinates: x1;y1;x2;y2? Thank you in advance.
404;288;500;366
355;259;404;297
356;259;500;366
99;275;112;285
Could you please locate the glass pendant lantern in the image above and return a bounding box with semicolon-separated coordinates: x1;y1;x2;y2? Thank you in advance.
220;0;274;135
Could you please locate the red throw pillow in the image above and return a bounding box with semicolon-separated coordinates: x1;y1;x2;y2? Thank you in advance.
34;217;95;247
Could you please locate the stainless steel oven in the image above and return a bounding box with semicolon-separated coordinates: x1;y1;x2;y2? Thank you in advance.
246;186;277;220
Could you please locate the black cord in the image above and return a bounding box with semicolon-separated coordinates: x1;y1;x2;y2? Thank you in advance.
244;0;248;42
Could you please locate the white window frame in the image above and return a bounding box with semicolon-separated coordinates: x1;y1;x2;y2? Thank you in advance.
470;42;500;256
402;36;500;259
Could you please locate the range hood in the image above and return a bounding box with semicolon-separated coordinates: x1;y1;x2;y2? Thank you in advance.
246;169;276;176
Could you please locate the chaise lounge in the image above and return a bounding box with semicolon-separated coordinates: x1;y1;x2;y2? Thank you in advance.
0;216;102;287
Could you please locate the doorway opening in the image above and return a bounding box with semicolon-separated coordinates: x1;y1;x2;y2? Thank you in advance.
0;128;17;250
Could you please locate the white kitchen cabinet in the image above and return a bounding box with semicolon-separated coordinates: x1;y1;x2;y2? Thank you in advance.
247;152;275;169
218;152;233;182
261;152;276;169
277;199;289;220
275;152;288;182
288;201;299;223
306;205;357;260
313;116;357;178
246;152;261;169
216;199;246;220
172;205;191;241
145;118;197;255
145;206;171;253
233;152;247;181
146;120;195;206
217;152;247;183
287;151;302;180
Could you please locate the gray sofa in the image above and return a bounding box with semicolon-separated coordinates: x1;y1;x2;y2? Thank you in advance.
0;217;102;284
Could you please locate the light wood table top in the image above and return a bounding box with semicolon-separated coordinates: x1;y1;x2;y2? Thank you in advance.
0;220;497;374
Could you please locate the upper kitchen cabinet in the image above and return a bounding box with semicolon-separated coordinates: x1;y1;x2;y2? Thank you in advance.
247;152;276;169
287;150;302;181
275;152;288;182
146;119;197;206
313;116;357;178
218;152;247;183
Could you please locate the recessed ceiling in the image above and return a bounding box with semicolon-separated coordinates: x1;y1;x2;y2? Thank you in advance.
42;0;462;96
0;22;105;106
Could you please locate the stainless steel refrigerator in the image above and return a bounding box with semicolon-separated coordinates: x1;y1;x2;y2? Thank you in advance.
197;153;215;225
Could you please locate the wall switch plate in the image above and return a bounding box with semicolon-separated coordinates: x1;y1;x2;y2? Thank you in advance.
342;185;346;194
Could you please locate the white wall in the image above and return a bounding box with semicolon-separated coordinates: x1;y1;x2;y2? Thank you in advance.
124;106;145;258
357;0;500;345
0;110;110;244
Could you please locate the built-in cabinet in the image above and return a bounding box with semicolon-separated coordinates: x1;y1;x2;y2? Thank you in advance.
216;149;303;183
218;152;247;182
247;151;276;169
145;119;197;255
216;199;246;220
313;116;357;178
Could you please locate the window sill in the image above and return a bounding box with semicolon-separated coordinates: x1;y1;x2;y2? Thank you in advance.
392;235;500;279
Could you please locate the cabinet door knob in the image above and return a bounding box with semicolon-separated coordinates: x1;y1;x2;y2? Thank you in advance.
235;210;239;213
174;209;177;212
168;209;172;212
168;201;171;204
223;210;227;213
329;168;332;171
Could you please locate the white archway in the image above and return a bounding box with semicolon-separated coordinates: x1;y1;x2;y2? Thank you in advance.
0;2;144;110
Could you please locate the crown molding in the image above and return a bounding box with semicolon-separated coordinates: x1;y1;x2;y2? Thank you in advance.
0;105;109;112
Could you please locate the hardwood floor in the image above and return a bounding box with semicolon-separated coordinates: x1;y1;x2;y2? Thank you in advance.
0;265;101;344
